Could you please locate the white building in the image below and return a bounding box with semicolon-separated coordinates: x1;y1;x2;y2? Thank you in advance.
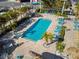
0;0;41;3
8;0;16;2
7;0;30;2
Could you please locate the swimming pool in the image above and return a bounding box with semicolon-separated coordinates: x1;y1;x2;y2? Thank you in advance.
22;18;51;41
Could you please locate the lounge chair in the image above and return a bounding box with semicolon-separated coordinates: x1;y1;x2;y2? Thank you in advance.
54;25;62;33
29;51;42;59
16;55;24;59
57;18;64;25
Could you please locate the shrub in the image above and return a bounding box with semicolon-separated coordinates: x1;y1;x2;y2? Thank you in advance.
56;41;65;52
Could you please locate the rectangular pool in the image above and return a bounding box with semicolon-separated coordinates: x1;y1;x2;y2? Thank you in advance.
22;18;51;41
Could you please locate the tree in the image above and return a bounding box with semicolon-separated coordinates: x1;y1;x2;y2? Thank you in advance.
59;26;66;41
48;33;53;41
16;6;28;14
42;0;71;15
7;10;19;20
42;0;53;8
0;6;30;35
65;0;72;9
75;2;79;19
56;41;65;53
0;15;7;32
43;32;53;44
43;33;49;43
55;0;63;12
2;11;17;31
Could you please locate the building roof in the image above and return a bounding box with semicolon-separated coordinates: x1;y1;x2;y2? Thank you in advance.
0;1;31;9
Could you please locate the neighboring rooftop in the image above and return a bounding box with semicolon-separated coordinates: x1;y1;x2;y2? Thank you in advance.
0;0;31;2
0;1;31;9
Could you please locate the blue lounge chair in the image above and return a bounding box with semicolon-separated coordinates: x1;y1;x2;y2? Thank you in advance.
32;2;40;5
54;25;62;33
57;18;64;25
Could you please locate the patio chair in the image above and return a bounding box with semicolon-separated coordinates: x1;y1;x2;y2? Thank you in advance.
29;51;42;59
16;55;24;59
57;18;64;25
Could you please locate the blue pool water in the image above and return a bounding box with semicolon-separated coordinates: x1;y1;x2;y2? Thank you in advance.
22;18;51;41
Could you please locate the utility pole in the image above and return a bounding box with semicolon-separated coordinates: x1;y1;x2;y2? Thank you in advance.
61;0;66;14
40;0;42;12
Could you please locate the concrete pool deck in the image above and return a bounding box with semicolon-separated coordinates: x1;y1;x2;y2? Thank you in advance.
13;14;58;59
12;14;79;59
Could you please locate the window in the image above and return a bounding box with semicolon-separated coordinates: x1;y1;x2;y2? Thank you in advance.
21;0;30;2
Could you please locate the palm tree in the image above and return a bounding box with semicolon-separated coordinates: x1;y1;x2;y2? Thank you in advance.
43;32;53;44
43;33;49;43
2;12;16;31
8;10;19;19
42;0;53;8
48;33;53;42
42;0;71;15
56;41;65;53
0;6;30;36
15;6;28;14
59;26;66;41
55;0;63;12
0;15;7;32
75;2;79;19
42;0;64;13
5;12;13;27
